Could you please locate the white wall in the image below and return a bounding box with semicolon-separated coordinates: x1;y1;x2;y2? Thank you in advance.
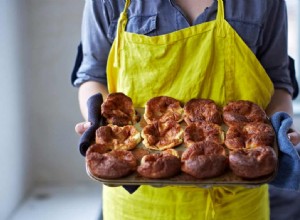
0;1;31;219
26;0;89;185
0;0;92;219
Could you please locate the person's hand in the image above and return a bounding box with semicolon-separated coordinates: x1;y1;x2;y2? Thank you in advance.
75;122;91;136
288;129;300;146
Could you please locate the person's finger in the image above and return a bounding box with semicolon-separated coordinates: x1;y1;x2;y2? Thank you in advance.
288;131;300;146
75;122;92;135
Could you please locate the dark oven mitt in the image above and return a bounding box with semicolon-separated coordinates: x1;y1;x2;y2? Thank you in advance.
79;93;140;193
79;93;104;156
270;112;300;191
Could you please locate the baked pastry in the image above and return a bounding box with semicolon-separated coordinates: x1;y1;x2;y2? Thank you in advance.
184;122;224;147
225;122;275;150
223;100;267;126
86;146;137;179
96;124;141;150
229;146;277;179
181;141;228;179
141;120;184;150
184;98;222;125
137;149;181;179
132;148;151;161
101;92;139;126
86;143;110;154
144;96;184;124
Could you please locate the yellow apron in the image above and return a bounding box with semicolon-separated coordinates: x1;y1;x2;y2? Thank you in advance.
105;0;274;219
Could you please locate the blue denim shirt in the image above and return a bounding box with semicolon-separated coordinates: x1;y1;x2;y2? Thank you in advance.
74;0;293;95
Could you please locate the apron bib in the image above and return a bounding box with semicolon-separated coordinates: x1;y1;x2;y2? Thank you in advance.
104;0;274;219
107;0;274;109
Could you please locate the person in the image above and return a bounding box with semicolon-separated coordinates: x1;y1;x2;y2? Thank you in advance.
72;0;300;219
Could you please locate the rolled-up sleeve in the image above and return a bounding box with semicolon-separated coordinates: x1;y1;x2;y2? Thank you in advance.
258;0;293;95
73;0;113;87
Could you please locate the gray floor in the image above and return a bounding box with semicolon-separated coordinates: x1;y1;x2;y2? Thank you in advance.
9;184;102;220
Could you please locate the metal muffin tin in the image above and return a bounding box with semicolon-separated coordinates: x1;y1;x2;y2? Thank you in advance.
86;108;278;187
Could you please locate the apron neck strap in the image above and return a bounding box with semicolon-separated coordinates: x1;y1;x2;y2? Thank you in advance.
123;0;131;15
216;0;225;22
118;0;131;31
216;0;226;37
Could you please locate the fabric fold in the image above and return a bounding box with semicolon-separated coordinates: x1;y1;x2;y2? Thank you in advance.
122;185;140;194
79;93;103;156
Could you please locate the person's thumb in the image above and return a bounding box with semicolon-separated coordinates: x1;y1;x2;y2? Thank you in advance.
75;122;92;135
288;130;300;146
